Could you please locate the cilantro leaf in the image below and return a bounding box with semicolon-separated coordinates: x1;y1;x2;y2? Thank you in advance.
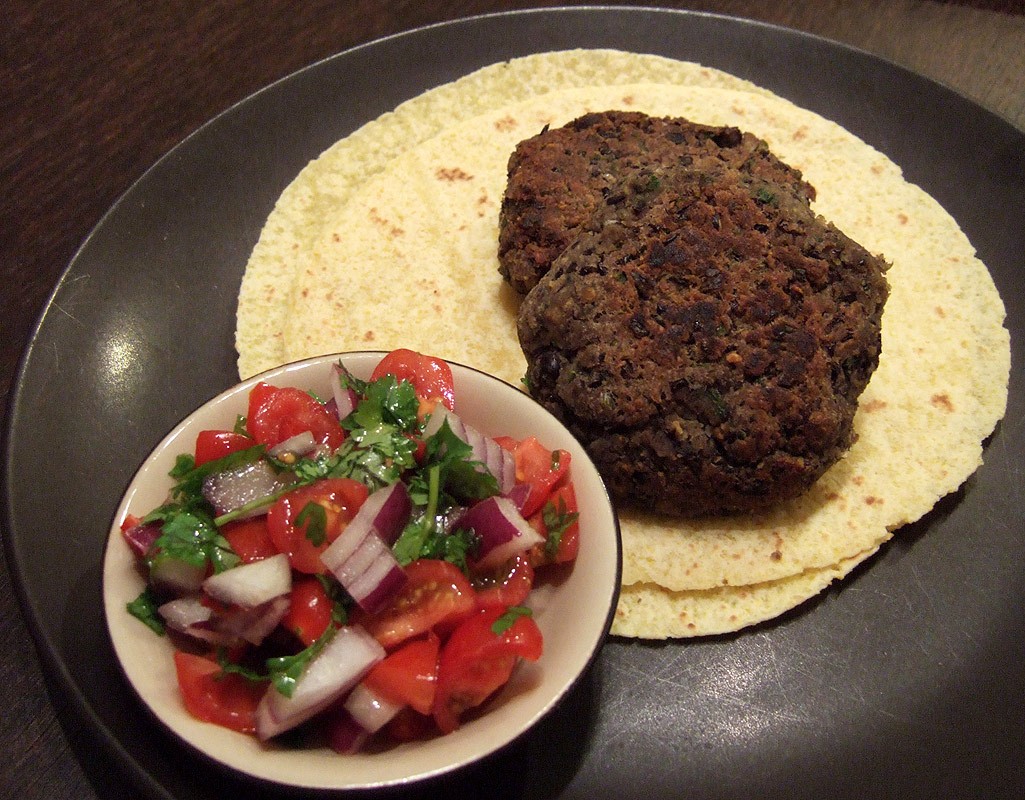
266;627;335;697
142;506;240;573
542;496;579;560
126;588;165;635
492;605;532;635
296;501;328;546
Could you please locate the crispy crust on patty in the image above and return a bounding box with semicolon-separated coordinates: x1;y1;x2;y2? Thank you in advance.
498;110;816;294
516;155;889;516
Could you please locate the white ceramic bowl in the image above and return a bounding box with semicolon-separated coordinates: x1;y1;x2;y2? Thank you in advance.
103;352;621;790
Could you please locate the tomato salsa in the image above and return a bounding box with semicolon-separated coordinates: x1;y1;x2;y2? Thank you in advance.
122;349;579;749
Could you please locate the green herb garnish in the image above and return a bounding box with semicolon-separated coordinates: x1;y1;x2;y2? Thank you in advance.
492;606;532;635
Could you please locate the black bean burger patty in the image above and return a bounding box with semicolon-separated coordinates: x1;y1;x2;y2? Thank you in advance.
498;110;816;294
516;165;889;516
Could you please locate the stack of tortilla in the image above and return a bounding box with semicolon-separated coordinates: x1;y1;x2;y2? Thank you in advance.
235;50;1010;639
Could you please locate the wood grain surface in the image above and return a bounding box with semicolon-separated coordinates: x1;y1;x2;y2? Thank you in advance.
2;2;1023;798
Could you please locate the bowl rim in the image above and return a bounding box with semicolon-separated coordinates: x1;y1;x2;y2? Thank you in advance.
102;351;622;790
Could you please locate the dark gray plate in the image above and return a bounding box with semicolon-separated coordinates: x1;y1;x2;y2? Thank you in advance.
4;8;1023;799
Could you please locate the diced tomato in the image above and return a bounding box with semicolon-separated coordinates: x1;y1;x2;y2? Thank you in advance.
220;518;279;563
354;559;476;650
267;478;368;574
282;576;336;646
173;651;267;734
432;606;543;734
247;382;345;450
371;349;456;415
506;436;572;518
527;483;580;566
362;632;440;715
194;429;253;466
472;554;534;612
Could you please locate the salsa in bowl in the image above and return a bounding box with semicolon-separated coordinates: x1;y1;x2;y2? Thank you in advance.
102;350;621;789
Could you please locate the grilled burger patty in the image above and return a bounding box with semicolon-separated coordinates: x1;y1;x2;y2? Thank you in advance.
498;110;816;294
512;117;889;516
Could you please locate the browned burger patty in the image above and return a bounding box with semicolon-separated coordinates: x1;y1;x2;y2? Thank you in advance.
516;159;889;516
498;110;816;294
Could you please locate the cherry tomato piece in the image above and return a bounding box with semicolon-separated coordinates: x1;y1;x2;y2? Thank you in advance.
527;483;580;566
362;632;440;715
472;554;534;612
220;518;279;564
432;606;543;734
173;651;267;734
370;349;456;414
354;559;476;649
247;382;345;450
194;429;253;466
283;576;337;646
267;478;368;574
503;436;572;518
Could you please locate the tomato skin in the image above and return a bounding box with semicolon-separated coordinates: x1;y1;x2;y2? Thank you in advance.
267;478;369;574
472;554;534;612
173;651;267;734
503;436;572;518
283;576;336;646
247;382;345;450
362;632;440;715
194;429;253;466
220;518;279;564
527;483;580;566
370;349;456;413
432;606;543;734
354;559;476;650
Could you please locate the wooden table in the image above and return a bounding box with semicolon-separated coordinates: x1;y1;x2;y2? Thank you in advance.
2;2;1023;798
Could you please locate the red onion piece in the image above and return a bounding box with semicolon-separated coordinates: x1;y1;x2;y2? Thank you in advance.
344;682;404;734
202;553;291;607
202;459;286;518
121;520;161;559
255;624;385;740
159;594;290;647
454;495;544;570
159;596;212;630
503;481;532;513
320;483;411;614
330;362;359;420
424;409;515;493
324;706;371;754
267;430;316;459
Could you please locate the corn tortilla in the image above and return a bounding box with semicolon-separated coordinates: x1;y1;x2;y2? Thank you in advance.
235;57;1010;638
236;50;770;380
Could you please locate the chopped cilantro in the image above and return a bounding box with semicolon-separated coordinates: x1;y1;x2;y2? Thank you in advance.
542;496;579;560
266;627;335;697
142;506;240;573
126;588;165;635
296;501;328;546
492;605;532;635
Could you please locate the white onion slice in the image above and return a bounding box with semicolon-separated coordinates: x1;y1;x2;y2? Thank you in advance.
255;625;385;740
343;681;404;734
455;495;544;570
202;553;291;607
